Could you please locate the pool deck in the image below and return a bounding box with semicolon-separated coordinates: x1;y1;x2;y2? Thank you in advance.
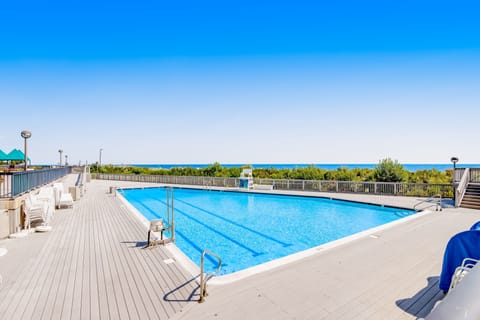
0;176;479;319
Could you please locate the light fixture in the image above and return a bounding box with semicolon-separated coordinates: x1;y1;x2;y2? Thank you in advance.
21;130;32;171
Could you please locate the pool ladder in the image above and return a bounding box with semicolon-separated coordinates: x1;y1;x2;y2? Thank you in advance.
413;194;443;212
198;249;222;303
165;187;175;242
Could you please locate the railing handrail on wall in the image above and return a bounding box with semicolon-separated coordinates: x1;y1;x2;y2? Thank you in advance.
93;173;454;198
456;168;470;207
469;168;480;183
0;167;73;198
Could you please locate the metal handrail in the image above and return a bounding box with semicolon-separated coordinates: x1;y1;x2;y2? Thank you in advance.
456;168;470;207
165;187;175;242
0;167;72;198
198;249;222;303
413;194;443;212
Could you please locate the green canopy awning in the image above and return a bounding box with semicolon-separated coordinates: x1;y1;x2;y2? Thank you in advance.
0;149;7;161
5;149;30;161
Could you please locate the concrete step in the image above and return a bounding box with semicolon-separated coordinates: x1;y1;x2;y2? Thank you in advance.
465;192;480;196
462;194;480;199
460;203;480;210
461;199;480;206
459;183;480;209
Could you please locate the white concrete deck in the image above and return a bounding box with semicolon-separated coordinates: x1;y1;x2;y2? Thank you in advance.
0;176;478;319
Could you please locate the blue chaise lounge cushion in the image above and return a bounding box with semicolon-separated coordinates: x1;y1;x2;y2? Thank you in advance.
439;230;480;292
470;221;480;231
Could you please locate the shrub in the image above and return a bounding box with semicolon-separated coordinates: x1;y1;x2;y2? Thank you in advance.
373;158;407;182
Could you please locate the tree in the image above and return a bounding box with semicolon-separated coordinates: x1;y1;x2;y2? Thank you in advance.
373;158;407;182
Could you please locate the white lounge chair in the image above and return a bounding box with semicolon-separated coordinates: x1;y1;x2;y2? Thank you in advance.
36;187;56;218
450;258;479;290
24;195;50;231
53;183;74;208
425;261;480;319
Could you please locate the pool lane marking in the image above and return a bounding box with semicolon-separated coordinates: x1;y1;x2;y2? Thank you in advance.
155;199;264;257
175;198;292;248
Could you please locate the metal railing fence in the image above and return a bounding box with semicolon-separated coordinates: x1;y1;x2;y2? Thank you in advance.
454;168;480;183
0;167;72;198
94;173;454;198
468;168;480;183
455;168;470;207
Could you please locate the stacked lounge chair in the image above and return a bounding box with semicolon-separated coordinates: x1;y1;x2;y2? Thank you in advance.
53;182;74;208
24;193;51;231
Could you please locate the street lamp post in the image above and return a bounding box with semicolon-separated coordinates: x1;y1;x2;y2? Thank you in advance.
99;148;103;173
58;149;63;166
21;130;32;171
451;157;459;205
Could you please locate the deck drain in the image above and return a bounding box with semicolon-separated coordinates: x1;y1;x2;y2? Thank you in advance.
163;258;175;264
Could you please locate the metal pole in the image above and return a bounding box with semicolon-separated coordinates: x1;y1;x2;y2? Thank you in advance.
453;162;456;203
451;157;458;204
23;137;27;171
199;253;206;302
21;130;31;171
171;189;175;242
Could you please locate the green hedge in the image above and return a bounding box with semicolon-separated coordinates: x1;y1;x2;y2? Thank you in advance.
91;159;453;184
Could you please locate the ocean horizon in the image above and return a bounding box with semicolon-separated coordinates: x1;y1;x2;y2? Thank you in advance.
125;163;480;172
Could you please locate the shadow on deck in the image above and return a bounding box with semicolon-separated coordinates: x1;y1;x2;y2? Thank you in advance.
396;276;444;319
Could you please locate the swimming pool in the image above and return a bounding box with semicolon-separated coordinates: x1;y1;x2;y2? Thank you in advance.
121;187;415;276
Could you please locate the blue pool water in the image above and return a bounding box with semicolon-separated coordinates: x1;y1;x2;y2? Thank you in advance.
121;187;415;275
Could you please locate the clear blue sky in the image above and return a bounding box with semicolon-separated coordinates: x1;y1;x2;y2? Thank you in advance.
1;0;479;165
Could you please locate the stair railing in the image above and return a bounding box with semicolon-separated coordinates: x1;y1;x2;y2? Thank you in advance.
456;168;470;207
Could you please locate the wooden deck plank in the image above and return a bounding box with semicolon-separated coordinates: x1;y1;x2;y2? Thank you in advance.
50;208;85;320
97;198;131;320
112;222;158;318
10;211;73;320
110;188;190;318
91;197;109;320
95;199;121;320
112;201;185;315
80;195;94;320
37;210;77;320
112;191;198;312
49;209;82;320
100;200;142;320
109;202;168;319
0;176;198;320
87;201;101;320
0;179;78;320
